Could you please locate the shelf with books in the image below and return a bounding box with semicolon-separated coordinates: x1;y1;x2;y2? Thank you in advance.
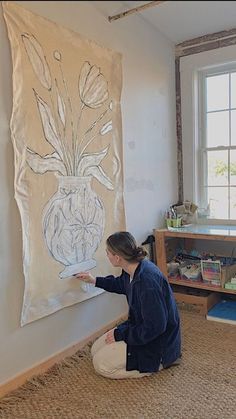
168;276;236;294
154;225;236;302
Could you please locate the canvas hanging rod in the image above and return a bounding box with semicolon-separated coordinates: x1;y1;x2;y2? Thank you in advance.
108;1;167;22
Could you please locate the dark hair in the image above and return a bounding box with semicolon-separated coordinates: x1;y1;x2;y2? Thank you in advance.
106;231;147;263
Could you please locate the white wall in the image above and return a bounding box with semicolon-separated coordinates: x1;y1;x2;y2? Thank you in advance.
0;0;177;384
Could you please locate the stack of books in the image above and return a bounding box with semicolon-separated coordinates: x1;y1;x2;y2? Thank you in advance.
206;300;236;325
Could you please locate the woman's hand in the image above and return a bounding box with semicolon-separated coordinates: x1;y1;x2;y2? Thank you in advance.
105;329;115;344
74;272;96;284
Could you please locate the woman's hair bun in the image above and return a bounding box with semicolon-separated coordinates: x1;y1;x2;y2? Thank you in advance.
134;246;147;261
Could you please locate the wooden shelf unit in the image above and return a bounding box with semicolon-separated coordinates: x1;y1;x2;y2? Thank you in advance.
154;226;236;296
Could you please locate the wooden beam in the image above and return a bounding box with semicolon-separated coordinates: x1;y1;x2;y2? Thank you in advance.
176;36;236;58
176;27;236;49
108;1;167;22
175;27;236;57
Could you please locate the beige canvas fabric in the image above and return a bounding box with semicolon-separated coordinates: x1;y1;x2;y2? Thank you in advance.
3;1;125;325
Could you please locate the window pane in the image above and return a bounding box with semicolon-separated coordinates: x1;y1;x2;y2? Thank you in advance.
207;150;228;186
207;111;229;147
207;74;229;112
230;187;236;219
231;73;236;108
230;150;236;185
207;187;228;219
231;109;236;146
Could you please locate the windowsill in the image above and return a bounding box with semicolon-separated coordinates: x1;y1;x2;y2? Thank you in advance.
168;223;236;237
197;218;236;226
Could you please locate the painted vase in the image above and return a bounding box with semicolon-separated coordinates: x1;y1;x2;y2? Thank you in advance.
43;175;105;279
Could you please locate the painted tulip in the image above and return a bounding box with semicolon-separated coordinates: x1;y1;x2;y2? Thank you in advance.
79;62;109;108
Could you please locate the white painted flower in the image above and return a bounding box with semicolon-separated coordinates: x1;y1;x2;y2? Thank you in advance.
79;62;109;108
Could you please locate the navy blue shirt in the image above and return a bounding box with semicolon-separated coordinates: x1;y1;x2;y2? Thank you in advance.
96;259;181;373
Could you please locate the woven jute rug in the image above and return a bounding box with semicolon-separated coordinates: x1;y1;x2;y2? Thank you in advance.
0;310;236;419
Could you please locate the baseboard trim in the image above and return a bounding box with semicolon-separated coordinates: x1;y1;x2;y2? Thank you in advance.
0;312;128;399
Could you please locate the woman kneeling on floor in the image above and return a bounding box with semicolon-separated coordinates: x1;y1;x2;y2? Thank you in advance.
75;231;181;379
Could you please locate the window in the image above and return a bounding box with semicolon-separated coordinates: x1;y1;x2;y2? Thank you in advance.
198;67;236;220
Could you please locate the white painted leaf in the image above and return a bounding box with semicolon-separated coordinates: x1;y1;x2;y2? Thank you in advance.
34;91;63;159
55;81;66;127
22;33;51;90
84;165;113;190
100;120;112;135
77;147;109;176
26;149;67;175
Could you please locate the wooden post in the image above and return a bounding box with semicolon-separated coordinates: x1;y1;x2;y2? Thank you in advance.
175;57;184;204
154;230;168;277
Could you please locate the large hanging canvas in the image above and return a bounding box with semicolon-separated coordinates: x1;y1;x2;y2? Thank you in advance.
3;2;125;325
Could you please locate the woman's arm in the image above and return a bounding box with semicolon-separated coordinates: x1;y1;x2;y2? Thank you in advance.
95;274;126;294
75;271;126;294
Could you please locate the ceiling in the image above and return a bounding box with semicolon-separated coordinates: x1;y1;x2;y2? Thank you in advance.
94;1;236;44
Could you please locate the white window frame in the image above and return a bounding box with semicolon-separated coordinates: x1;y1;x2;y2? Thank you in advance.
198;65;236;219
180;45;236;225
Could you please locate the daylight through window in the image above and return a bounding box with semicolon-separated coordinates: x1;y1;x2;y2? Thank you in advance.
200;70;236;220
